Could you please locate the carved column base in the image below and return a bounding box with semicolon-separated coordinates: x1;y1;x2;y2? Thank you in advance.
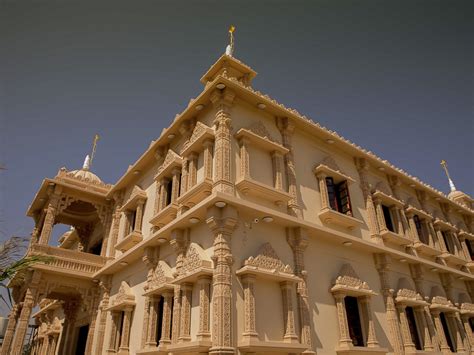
196;333;211;342
209;346;236;355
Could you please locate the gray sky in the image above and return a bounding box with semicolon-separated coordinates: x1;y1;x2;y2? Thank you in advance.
1;0;473;244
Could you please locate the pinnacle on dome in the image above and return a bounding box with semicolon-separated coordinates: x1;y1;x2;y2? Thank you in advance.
440;160;473;208
200;26;257;86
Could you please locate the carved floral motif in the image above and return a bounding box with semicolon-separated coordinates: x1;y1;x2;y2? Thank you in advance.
243;243;293;274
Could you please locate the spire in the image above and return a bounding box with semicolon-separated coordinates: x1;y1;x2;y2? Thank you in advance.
225;25;235;56
440;160;457;192
82;155;91;170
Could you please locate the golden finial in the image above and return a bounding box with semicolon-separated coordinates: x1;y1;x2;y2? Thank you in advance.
226;25;236;56
90;134;100;167
440;159;457;192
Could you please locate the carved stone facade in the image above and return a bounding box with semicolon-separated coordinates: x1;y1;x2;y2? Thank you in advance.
4;50;474;355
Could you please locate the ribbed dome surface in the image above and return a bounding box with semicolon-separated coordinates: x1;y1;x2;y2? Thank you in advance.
69;169;103;184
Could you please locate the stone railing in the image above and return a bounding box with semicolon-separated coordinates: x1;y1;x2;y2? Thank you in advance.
29;244;106;279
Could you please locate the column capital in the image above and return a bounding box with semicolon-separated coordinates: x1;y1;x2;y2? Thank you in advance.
206;205;238;234
275;116;295;134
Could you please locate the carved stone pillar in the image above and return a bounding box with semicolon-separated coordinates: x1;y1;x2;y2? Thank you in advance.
146;296;159;347
355;158;380;241
171;286;181;344
334;294;352;348
107;311;120;352
241;274;258;340
160;291;173;346
272;151;284;191
406;212;421;243
206;205;238;354
154;180;163;215
203;139;214;180
432;311;451;352
197;276;212;341
374;198;388;233
49;334;59;355
373;253;404;354
397;304;416;352
38;190;61;245
316;173;329;211
238;137;251;180
171;167;181;202
276;116;302;218
461;314;474;349
394;207;405;236
446;312;465;352
109;192;124;258
85;286;101;355
280;281;298;342
95;275;112;355
134;200;144;232
59;299;80;355
187;152;198;191
11;273;40;355
360;296;379;347
159;178;170;211
180;158;189;196
0;302;20;355
119;308;133;351
459;235;471;261
409;264;440;352
179;283;193;342
414;306;434;351
210;89;235;195
169;228;188;344
286;227;313;352
434;225;449;253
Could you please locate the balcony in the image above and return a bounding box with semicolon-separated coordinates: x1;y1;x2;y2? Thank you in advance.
176;178;213;210
28;244;106;279
413;241;442;257
115;230;143;252
236;177;291;207
150;202;179;228
440;252;467;266
318;208;364;230
380;230;412;246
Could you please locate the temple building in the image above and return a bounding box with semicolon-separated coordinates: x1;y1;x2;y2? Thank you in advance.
2;34;474;355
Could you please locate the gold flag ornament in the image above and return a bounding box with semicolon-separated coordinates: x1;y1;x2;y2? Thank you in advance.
229;25;235;33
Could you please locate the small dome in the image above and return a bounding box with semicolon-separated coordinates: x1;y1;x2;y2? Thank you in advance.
69;169;103;184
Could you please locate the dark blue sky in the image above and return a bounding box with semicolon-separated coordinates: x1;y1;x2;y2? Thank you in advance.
1;0;473;240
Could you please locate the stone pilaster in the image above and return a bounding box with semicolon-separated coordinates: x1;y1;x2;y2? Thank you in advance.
210;89;235;195
107;311;120;352
206;205;238;354
280;281;298;342
272;151;284;191
159;178;170;211
355;158;380;242
179;283;193;342
197;276;212;341
316;173;330;211
414;306;434;351
446;312;465;353
146;296;159;347
286;227;314;353
0;302;20;355
119;308;133;352
59;299;80;355
373;253;404;354
431;311;450;352
276;116;302;218
241;274;258;340
109;191;124;258
171;167;181;202
134;200;145;232
360;296;379;347
38;187;61;245
85;285;101;355
160;291;173;346
238;137;251;180
461;314;474;349
187;152;198;191
203;139;214;180
171;286;181;344
180;158;189;196
334;294;352;348
397;304;416;353
11;271;41;355
94;275;112;355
